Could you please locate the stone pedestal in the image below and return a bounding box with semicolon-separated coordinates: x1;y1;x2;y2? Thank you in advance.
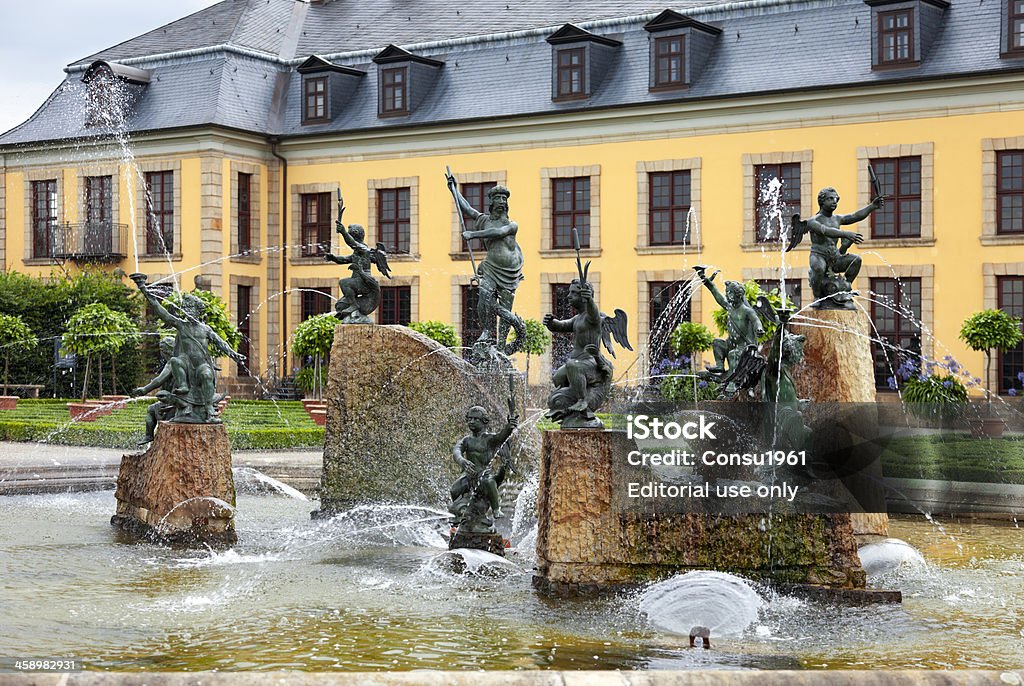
534;429;866;596
317;324;526;514
112;422;236;545
450;530;506;556
791;308;889;541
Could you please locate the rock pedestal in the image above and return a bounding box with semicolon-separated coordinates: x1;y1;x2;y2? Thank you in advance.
449;530;506;555
112;422;236;545
317;324;525;514
791;307;889;541
534;430;866;596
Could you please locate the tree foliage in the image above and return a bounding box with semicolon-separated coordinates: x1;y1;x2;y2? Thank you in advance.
408;320;461;350
959;309;1024;352
669;321;714;358
292;313;337;360
0;313;35;394
511;318;552;356
62;303;139;402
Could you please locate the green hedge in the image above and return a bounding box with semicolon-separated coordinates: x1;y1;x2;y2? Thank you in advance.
880;434;1024;484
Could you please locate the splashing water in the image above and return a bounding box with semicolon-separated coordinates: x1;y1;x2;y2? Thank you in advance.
859;538;928;577
639;570;764;638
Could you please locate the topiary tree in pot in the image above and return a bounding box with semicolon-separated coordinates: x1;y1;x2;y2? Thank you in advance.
291;313;337;400
62;303;138;405
959;308;1024;435
0;313;35;409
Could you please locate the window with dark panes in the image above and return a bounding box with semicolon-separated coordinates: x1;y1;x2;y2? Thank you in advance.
84;175;113;255
551;177;590;249
649;170;691;245
550;283;574;370
870;277;921;389
648;280;691;361
238;172;252;253
381;67;408;115
653;35;684;88
237;285;252;376
300;192;331;257
377;187;411;253
556;48;585;98
997;150;1024;235
1013;0;1024;51
459;181;496;253
998;276;1024;393
379;285;411;326
756;279;802;309
145;171;174;255
878;9;914;65
303;77;328;123
870;157;921;238
31;179;58;259
461;285;494;361
300;286;332;322
755;163;800;242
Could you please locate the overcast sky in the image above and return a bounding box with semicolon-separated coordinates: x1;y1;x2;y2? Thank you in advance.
0;0;223;134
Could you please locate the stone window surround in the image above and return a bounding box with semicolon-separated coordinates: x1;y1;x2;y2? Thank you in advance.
982;137;1024;245
76;163;121;229
367;176;419;261
229;274;261;378
637;270;703;375
636;158;702;254
134;159;183;263
856;142;935;247
862;263;935;363
230;161;262;264
538;271;602;380
741;151;812;251
375;275;420;325
22;167;64;265
290;181;339;265
540;165;601;257
448;170;508;258
288;277;337;360
983;262;1024;395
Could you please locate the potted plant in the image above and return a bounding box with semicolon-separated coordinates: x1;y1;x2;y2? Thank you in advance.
900;371;969;427
0;313;35;409
291;312;337;402
654;321;715;402
959;308;1024;437
509;317;551;382
62;303;138;420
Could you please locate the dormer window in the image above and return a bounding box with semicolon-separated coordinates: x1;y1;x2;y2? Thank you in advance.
546;24;622;102
643;10;721;92
878;9;914;65
865;0;948;69
81;60;150;127
372;45;444;118
556;49;586;98
1003;0;1024;56
381;67;408;115
303;76;328;123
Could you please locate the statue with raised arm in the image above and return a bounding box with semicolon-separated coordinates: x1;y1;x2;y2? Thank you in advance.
325;190;392;324
544;229;632;429
445;168;526;365
788;181;884;309
129;273;244;427
449;401;518;548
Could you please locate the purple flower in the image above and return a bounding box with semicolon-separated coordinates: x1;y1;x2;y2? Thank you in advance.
1010;388;1018;397
887;376;898;390
1018;371;1024;383
942;380;953;389
974;377;982;385
698;380;708;389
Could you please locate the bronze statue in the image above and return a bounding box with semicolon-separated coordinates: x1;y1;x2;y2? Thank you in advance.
449;402;517;544
445;168;526;364
788;177;884;309
544;229;631;429
129;274;244;433
324;190;392;324
133;335;176;445
695;266;768;397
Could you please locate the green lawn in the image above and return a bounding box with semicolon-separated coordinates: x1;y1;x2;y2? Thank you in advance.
880;434;1024;485
0;399;324;450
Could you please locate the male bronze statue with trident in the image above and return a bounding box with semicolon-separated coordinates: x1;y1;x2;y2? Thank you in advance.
445;168;526;364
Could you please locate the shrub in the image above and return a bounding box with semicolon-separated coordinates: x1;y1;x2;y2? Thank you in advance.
660;373;720;402
669;322;713;372
62;303;139;401
0;313;35;395
292;313;337;360
511;318;551;356
294;365;327;393
408;320;461;350
901;373;968;423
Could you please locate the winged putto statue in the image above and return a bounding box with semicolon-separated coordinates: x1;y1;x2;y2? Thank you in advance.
325;189;392;324
544;229;632;429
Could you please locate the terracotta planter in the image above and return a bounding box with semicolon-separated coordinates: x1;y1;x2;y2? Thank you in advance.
310;409;327;426
968;418;1006;438
101;395;130;410
85;401;113;416
68;402;100;422
0;396;18;410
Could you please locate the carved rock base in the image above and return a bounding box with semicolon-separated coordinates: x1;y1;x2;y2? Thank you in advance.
535;429;867;596
449;530;506;556
112;421;236;546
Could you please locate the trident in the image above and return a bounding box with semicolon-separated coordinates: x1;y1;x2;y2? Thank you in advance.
446;166;479;286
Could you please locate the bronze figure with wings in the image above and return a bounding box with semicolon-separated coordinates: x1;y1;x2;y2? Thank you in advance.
324;190;393;324
543;229;632;429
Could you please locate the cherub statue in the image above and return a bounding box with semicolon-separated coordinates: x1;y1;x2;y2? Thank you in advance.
132;335;176;445
324;190;392;324
129;274;244;427
544;229;631;429
449;400;518;546
694;266;769;397
787;177;884;309
760;308;811;454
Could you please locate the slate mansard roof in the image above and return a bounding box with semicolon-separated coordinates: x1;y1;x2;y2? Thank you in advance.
2;0;1021;147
